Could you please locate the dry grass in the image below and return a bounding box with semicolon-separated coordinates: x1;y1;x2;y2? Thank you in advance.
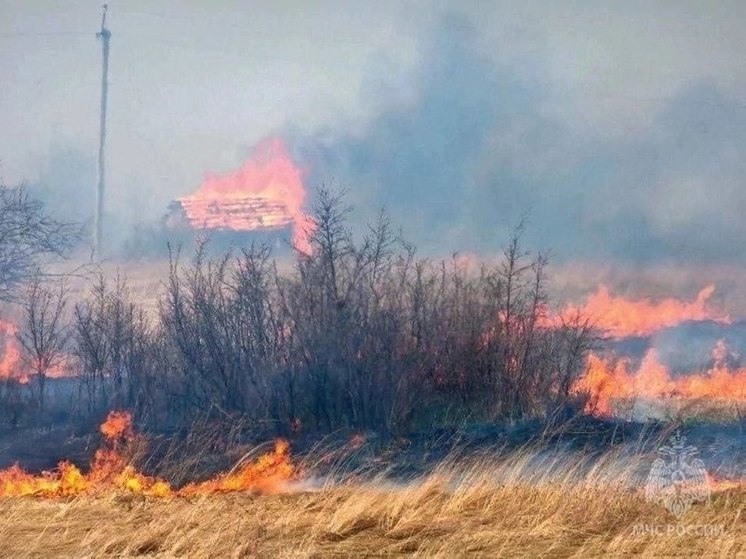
0;459;742;558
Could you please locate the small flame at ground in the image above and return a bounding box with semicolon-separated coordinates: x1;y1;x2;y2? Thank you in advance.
544;285;729;338
179;440;293;497
0;412;294;498
348;434;366;449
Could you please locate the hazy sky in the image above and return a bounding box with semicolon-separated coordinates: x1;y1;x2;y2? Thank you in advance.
1;1;745;275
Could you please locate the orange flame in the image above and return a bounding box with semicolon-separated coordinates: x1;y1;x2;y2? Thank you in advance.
544;285;730;338
179;137;311;252
0;411;294;498
0;317;73;384
99;410;134;441
179;440;293;497
573;341;746;417
0;318;22;381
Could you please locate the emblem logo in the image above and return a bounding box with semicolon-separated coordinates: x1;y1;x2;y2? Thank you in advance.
644;431;710;517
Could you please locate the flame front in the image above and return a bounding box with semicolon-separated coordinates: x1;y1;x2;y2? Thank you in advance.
573;340;746;417
0;317;73;383
179;137;311;252
544;285;730;338
0;412;294;499
0;318;22;381
179;440;293;497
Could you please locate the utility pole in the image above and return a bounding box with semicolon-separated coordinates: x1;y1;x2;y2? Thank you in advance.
93;4;110;260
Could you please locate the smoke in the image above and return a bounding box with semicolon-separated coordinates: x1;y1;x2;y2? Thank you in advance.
292;15;542;248
650;320;746;372
24;144;155;256
290;15;746;267
28;145;95;226
10;7;746;311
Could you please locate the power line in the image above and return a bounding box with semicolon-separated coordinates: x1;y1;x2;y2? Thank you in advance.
0;31;90;38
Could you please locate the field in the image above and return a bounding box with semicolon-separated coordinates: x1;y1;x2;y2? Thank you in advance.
0;453;742;558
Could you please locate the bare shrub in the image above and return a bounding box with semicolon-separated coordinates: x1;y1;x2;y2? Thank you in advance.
147;188;594;433
69;187;593;434
73;273;158;417
0;185;80;302
17;276;69;410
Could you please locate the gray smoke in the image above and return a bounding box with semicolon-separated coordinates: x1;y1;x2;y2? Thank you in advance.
6;5;745;272
291;15;746;265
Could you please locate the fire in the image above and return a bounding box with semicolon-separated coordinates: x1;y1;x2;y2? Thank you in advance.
544;285;729;338
179;137;311;252
179;440;293;497
99;410;133;440
0;411;294;499
0;317;73;383
0;318;22;381
573;341;746;417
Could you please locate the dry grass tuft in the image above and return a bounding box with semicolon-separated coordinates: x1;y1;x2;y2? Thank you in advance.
0;458;742;558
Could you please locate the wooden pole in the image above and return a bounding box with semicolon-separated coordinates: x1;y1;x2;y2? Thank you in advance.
94;4;110;260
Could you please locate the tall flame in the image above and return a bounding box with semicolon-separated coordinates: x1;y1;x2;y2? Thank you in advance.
0;318;22;381
573;340;746;417
0;411;294;498
545;284;729;338
0;317;71;383
179;137;311;252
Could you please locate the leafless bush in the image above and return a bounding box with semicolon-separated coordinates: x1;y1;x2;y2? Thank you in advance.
73;273;158;417
0;185;80;302
158;241;282;422
17;276;69;410
71;188;594;434
0;378;29;428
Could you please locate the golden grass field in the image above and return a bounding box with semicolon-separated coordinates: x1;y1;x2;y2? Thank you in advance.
0;456;742;559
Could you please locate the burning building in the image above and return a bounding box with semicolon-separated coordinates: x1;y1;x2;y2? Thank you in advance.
167;196;294;233
165;137;311;252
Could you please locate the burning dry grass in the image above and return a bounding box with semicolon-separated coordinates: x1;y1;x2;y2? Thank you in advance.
0;414;742;556
0;412;294;499
0;468;741;558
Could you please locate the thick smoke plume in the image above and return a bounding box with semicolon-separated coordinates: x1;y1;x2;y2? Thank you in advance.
291;15;746;270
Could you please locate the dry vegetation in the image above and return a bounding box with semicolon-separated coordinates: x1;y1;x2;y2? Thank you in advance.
0;182;741;558
1;440;743;558
2;188;596;436
0;463;742;558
